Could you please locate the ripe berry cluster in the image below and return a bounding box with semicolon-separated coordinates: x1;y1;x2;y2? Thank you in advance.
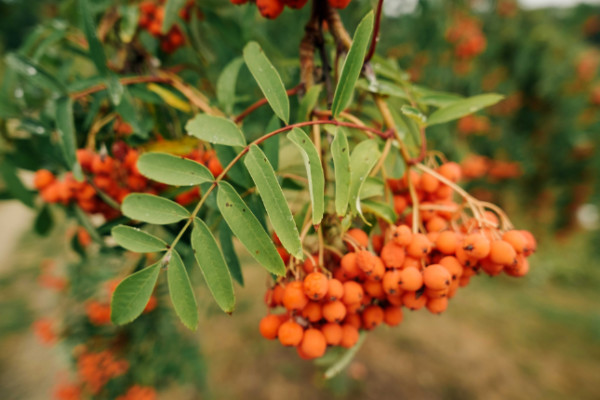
33;144;223;218
259;162;535;360
460;154;522;181
229;0;351;20
445;13;487;60
138;0;193;53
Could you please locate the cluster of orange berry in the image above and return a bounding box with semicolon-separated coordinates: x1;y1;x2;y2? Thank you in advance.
461;154;522;181
457;114;491;135
116;386;157;400
445;13;487;59
259;162;535;360
138;0;194;53
77;349;129;394
33;144;223;219
229;0;351;20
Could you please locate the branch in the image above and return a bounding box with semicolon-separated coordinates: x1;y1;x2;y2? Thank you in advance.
234;84;304;123
364;0;384;63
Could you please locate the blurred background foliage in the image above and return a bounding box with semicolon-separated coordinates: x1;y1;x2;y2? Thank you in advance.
0;0;599;399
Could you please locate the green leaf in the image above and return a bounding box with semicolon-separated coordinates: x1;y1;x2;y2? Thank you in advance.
331;127;351;217
0;161;35;208
122;193;190;224
349;140;381;217
78;0;123;105
34;205;54;236
297;84;322;122
401;105;427;126
217;181;285;276
360;177;384;200
244;145;302;259
111;225;167;253
427;94;504;126
191;218;236;313
217;57;244;115
219;221;244;286
55;97;81;177
331;12;374;118
215;144;252;188
243;41;290;124
361;200;397;224
324;332;367;379
137;152;215;185
73;206;103;244
167;250;199;330
111;262;161;325
161;0;187;34
4;53;67;94
186;114;246;147
263;116;280;170
287;128;325;226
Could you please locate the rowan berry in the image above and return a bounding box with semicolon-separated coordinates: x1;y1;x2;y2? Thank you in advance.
502;230;527;253
426;297;448;314
356;250;377;273
340;252;360;279
407;233;432;258
382;270;402;295
328;0;352;10
340;324;359;348
435;230;459;255
363;280;386;300
341;281;364;305
283;0;308;8
322;300;347;323
326;278;344;301
462;234;491;259
259;314;283;340
391;224;413;246
380;242;406;269
362;305;384;330
383;305;403;326
423;264;451;290
321;323;343;345
344;313;362;329
301;302;322;322
420;172;440;193
438;162;462;182
399;266;423;291
278;320;304;346
367;257;385;281
347;228;369;248
303;272;329;300
439;256;463;280
402;291;427;310
34;169;55;190
282;281;309;311
256;0;285;19
489;240;517;266
299;329;327;359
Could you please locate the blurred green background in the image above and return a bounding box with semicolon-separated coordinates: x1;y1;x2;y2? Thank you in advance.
1;0;599;399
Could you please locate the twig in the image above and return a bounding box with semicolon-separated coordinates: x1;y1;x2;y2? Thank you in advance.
234;84;303;123
364;0;385;63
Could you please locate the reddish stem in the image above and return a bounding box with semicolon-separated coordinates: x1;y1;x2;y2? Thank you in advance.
70;75;170;100
364;0;385;64
234;84;304;123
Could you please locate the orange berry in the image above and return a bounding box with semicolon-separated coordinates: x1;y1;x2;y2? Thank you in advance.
399;266;423;291
321;323;343;345
387;292;404;306
282;281;309;311
278;320;304;346
391;224;413;246
328;0;351;10
256;0;285;18
519;230;537;256
340;252;360;279
438;162;461;182
383;305;403;326
259;314;283;340
356;250;377;273
347;228;369;248
439;256;463;280
341;281;364;305
344;313;362;329
380;242;406;269
423;264;451;290
426;297;448;314
367;257;385;281
426;216;448;232
322;300;347;323
208;157;223;177
402;291;427;310
363;279;385;300
340;324;359;348
301;301;322;322
435;230;459;254
34;169;55;190
372;234;384;253
393;195;408;215
420;172;439;193
407;233;432;258
459;275;471;287
91;154;114;175
299;328;327;359
462;234;491;259
382;270;402;295
505;255;529;277
502;230;527;253
480;257;504;276
276;247;290;264
271;284;285;306
326;278;344;301
489;240;517;266
455;245;479;268
302;254;318;274
403;256;421;270
303;272;329;300
362;305;384;330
